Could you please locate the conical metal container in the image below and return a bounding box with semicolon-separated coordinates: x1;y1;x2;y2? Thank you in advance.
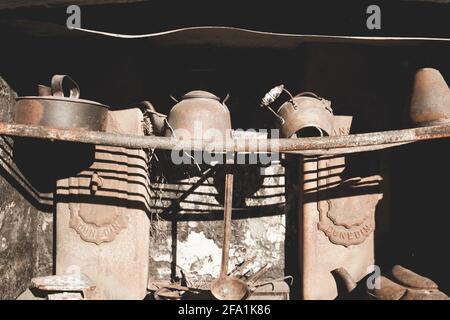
409;68;450;127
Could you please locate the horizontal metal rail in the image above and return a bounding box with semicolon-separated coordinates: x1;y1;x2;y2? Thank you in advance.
0;121;449;155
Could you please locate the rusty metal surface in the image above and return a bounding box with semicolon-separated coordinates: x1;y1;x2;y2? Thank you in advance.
247;280;290;300
370;276;407;300
14;75;109;131
140;101;166;136
149;261;290;301
331;265;449;300
148;280;212;300
1;121;450;155
229;256;257;277
211;170;250;300
331;268;357;293
369;265;449;300
166;90;232;140
299;116;381;299
249;276;292;292
71;26;450;46
219;172;233;278
277;92;334;138
409;68;450;127
37;85;51;96
246;264;270;284
31;274;95;292
260;86;334;138
48;292;84;300
401;289;450;300
391;265;438;289
317;174;382;247
209;167;288;300
148;90;232;141
55;109;151;300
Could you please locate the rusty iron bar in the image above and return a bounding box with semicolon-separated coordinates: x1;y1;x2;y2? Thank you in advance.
230;256;257;277
0;121;449;155
221;171;234;277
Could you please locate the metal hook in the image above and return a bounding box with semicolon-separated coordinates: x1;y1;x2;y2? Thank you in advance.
222;93;230;105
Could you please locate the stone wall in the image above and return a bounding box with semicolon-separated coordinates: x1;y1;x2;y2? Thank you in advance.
0;77;53;299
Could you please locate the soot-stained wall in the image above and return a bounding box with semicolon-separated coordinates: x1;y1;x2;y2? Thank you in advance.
0;77;53;299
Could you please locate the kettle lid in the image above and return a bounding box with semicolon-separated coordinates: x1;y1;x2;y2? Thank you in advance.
182;90;220;101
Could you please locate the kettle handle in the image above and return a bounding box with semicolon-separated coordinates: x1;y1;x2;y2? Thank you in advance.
222;93;230;105
139;101;167;118
139;100;168;136
51;75;80;99
259;85;286;124
295;92;333;113
294;92;323;100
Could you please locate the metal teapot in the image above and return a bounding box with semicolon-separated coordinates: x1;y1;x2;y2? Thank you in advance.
144;90;232;141
260;85;334;137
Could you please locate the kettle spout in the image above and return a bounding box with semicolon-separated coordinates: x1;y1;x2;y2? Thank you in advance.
38;85;52;96
140;101;167;136
331;267;357;295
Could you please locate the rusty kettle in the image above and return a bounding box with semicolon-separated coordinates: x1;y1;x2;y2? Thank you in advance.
144;90;232;141
260;85;334;138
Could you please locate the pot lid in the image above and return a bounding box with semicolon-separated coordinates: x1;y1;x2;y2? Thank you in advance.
16;75;109;108
16;96;109;108
182;90;220;101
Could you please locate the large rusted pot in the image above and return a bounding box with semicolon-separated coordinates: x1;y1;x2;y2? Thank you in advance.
144;90;232;179
14;75;109;131
167;90;232;140
409;68;450;127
